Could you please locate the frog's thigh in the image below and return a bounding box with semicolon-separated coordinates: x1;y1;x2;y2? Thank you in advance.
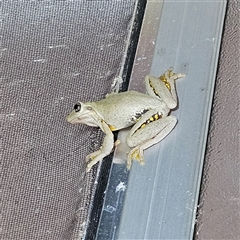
126;115;177;169
126;114;177;148
138;115;177;150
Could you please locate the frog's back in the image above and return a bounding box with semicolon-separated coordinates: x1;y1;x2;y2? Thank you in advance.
105;90;160;105
92;91;163;130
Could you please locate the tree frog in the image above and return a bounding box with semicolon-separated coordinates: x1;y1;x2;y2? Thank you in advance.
66;69;185;172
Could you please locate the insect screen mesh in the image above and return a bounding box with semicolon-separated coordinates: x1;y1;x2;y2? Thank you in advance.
1;1;136;239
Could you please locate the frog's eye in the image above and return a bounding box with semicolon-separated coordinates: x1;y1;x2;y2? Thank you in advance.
74;103;81;112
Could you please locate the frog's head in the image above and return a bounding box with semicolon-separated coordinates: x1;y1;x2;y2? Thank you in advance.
66;102;99;127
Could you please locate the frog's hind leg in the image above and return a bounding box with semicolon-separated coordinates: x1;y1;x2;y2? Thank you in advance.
127;115;177;169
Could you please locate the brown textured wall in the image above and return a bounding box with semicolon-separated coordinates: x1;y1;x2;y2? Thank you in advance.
195;0;240;239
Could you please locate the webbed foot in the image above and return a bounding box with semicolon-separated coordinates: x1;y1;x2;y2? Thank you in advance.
127;146;145;170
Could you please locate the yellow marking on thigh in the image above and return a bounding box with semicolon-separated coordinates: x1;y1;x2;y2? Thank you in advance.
138;112;162;130
159;75;171;91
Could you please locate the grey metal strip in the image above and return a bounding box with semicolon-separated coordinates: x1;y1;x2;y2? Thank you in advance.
97;0;227;239
95;2;163;239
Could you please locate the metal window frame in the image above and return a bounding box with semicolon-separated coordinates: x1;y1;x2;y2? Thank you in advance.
89;0;227;239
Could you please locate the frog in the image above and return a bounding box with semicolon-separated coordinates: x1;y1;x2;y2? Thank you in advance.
66;68;185;172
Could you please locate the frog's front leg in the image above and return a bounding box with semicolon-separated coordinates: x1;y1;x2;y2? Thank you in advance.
126;109;177;169
86;120;114;172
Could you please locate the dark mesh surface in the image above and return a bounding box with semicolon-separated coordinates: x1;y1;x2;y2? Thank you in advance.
1;1;136;239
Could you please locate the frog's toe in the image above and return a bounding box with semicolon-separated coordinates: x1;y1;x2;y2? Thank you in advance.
132;148;144;163
86;153;94;162
86;150;101;162
85;155;91;162
139;157;145;166
127;148;136;169
86;164;92;172
86;160;97;172
131;148;139;160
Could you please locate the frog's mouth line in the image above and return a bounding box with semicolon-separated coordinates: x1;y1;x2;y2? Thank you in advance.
66;111;84;125
66;110;101;128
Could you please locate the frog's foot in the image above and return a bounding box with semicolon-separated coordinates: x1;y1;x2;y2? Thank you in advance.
159;68;185;90
164;68;185;80
86;140;119;164
85;141;118;172
86;150;102;163
114;139;121;147
127;146;145;170
85;149;104;172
